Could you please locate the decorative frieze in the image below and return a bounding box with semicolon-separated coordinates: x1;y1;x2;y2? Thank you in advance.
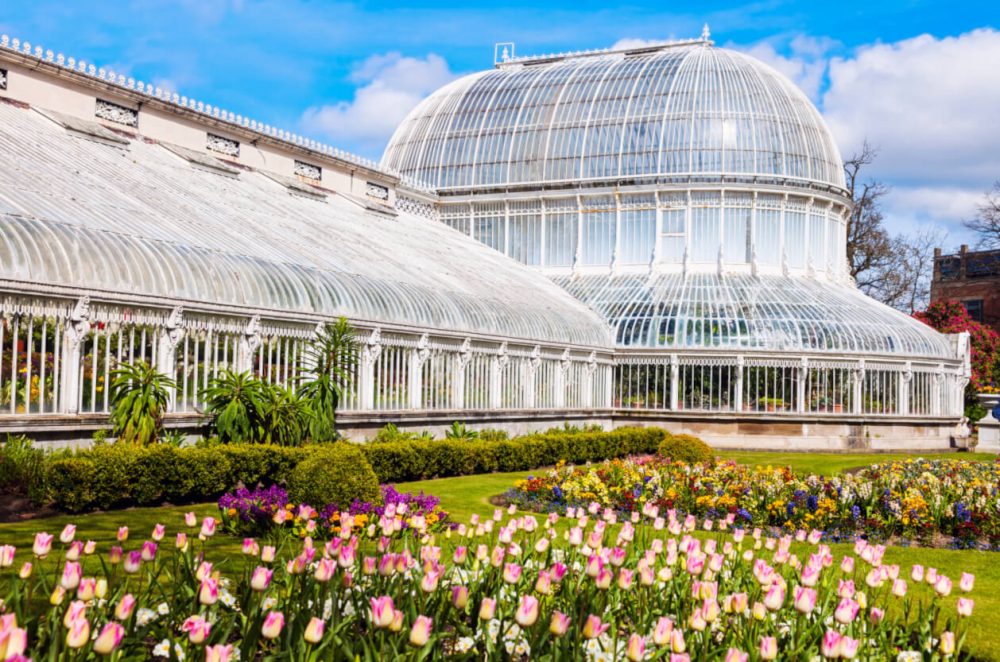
294;160;322;181
366;182;389;201
397;196;438;220
0;68;7;90
206;133;240;157
95;98;138;127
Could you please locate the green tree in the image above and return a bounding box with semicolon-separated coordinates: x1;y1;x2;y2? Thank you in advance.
258;383;311;447
298;318;359;441
109;360;176;445
201;369;266;443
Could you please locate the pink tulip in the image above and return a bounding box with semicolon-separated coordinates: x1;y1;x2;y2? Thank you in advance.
837;579;855;599
33;532;53;557
205;644;234;662
514;594;539;627
65;614;90;649
59;524;76;544
503;562;522;584
260;545;276;563
0;545;14;568
478;597;496;620
314;558;336;583
626;634;647;661
261;611;284;640
724;649;748;662
370;596;396;628
821;630;842;658
251;566;273;591
869;607;885;623
671;629;687;654
763;584;785;611
77;577;96;601
940;632;956;655
910;564;924;582
892;578;908;597
175;533;188;550
451;585;469;609
957;597;974;617
595;567;613;590
834;598;859;624
65;541;81;560
582;614;610;639
182;615;212;644
141;541;158;562
242;538;259;556
115;594;136;620
123;551;142;574
150;523;165;541
793;586;817;614
960;572;975;592
200;517;216;538
0;624;27;658
686;554;705;576
801;564;820;587
304;616;325;644
840;555;854;573
549;611;571;636
935;575;953;597
409;615;432;647
760;636;778;660
116;526;128;542
199;577;219;605
60;561;82;590
839;636;859;659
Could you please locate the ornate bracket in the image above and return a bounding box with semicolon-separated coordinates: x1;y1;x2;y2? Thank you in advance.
362;327;383;364
457;337;473;369
66;295;92;351
165;306;185;348
559;347;572;374
415;333;431;367
496;342;509;370
585;351;598;375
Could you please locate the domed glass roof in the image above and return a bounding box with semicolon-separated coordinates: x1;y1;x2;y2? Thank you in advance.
553;273;954;359
383;43;846;193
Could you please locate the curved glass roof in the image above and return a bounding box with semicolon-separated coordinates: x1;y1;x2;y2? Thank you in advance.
553;273;954;360
383;44;845;193
0;102;611;348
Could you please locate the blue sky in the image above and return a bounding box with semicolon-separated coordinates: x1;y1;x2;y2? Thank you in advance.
2;1;998;244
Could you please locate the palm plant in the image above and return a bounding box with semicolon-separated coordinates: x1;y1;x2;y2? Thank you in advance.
258;383;311;447
298;318;358;442
109;360;176;445
201;369;265;443
445;421;479;440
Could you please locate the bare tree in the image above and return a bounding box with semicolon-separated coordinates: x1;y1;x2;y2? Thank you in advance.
843;141;946;313
964;180;1000;248
843;141;895;294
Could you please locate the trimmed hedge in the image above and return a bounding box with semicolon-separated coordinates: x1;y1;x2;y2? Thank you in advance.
360;426;671;483
45;427;675;513
288;445;381;510
658;434;715;465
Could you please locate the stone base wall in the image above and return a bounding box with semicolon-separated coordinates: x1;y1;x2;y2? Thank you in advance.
6;409;967;452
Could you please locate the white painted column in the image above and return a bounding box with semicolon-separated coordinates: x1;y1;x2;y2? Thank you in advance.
489;343;508;410
582;352;597;408
554;349;570;409
156;307;185;411
359;328;382;412
451;339;471;410
734;355;745;412
796;357;808;414
898;362;912;416
407;334;430;410
59;297;91;415
524;346;540;409
669;354;679;411
852;360;865;415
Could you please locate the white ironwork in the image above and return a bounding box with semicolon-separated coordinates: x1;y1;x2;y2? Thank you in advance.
95;98;138;127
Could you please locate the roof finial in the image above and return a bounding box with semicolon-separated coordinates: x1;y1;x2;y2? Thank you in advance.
701;23;711;42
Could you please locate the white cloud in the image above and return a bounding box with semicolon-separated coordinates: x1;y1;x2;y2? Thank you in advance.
299;52;457;157
610;37;673;51
881;185;984;240
822;28;1000;187
733;35;837;102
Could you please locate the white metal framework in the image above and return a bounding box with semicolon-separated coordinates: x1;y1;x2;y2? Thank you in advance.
382;40;970;423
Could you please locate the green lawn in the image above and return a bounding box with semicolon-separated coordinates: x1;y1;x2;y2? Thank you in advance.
2;451;1000;658
717;450;997;476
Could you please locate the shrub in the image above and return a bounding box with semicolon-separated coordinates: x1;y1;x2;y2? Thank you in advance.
0;434;47;504
360;426;669;483
288;444;380;509
201;369;266;443
658;433;714;464
109;360;176;445
445;421;478;440
297;318;358;441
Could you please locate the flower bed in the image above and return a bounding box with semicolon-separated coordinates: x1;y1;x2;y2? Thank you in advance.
218;484;450;538
0;505;976;660
505;457;1000;547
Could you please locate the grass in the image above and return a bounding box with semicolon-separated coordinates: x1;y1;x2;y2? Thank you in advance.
1;450;999;658
716;450;997;476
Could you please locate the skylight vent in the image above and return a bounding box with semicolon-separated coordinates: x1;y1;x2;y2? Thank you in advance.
160;142;241;177
34;107;130;148
260;171;328;201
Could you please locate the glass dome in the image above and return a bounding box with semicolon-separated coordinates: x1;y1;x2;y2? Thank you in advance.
383;43;846;193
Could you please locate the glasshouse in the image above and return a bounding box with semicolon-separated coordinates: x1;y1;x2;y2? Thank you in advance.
0;32;970;448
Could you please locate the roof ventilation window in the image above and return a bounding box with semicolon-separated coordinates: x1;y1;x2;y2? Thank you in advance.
161;142;241;178
34;107;130;148
206;133;239;158
0;68;7;90
366;182;390;202
261;171;328;201
95;99;138;128
294;160;322;182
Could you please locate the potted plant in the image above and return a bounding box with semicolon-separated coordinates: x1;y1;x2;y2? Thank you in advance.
760;397;785;413
977;385;1000;421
